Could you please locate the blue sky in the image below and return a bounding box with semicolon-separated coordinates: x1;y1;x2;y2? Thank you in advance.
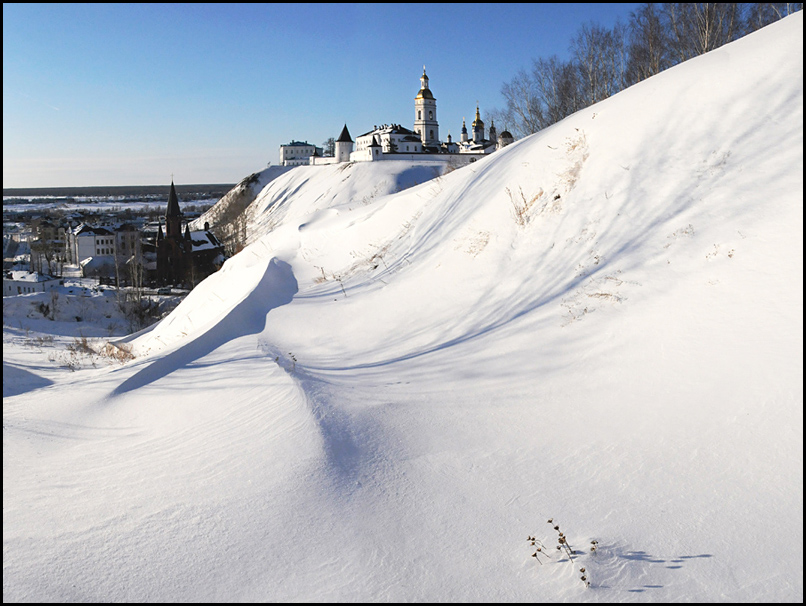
3;3;640;188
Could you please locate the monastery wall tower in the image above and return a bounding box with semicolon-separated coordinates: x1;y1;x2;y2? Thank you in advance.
335;124;353;163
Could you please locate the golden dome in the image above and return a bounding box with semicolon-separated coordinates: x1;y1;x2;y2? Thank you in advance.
471;105;484;127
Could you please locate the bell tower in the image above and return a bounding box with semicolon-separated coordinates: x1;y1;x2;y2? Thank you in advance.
472;105;485;142
413;66;439;148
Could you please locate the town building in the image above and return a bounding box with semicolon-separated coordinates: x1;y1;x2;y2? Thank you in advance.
64;222;143;281
66;224;115;265
279;141;325;166
3;270;60;296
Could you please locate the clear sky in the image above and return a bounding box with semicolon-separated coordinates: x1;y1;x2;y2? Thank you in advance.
3;3;641;188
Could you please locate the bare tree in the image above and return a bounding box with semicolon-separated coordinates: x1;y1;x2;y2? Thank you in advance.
664;3;744;63
323;137;335;157
628;3;672;84
572;20;628;107
532;55;581;126
118;246;154;333
29;218;61;275
610;20;630;93
745;2;803;32
499;68;545;138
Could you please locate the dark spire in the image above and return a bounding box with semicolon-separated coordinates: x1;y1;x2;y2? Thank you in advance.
157;220;163;241
166;180;182;218
336;124;353;142
184;223;191;240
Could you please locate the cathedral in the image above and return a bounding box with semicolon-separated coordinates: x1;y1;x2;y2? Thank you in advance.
302;68;514;167
155;181;225;287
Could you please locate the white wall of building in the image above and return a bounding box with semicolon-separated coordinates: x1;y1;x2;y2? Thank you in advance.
67;227;141;265
3;272;60;296
309;156;341;166
335;140;353;163
348;150;482;166
280;142;323;166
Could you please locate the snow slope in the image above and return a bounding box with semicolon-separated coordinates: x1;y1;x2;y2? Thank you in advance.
187;164;294;231
3;13;803;602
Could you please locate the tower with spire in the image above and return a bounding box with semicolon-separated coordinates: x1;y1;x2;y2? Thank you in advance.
156;179;191;286
165;179;183;240
413;66;439;148
471;104;485;143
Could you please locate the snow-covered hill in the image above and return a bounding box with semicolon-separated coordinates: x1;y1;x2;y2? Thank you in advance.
3;12;802;602
187;164;293;235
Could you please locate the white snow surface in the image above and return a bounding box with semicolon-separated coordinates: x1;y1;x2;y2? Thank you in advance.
4;14;803;602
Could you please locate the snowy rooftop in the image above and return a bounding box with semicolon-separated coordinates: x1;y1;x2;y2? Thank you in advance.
4;270;59;282
188;230;223;252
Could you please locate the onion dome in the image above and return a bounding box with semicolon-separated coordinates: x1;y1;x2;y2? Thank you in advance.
472;105;484;128
415;66;435;100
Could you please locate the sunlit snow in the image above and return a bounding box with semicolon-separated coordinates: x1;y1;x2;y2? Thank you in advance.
3;13;802;602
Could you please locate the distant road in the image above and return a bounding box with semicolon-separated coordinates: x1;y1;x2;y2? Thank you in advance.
3;184;235;198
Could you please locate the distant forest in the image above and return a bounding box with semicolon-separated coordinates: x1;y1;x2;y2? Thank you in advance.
3;184;235;199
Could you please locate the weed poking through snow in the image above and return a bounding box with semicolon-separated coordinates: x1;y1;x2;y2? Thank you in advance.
527;518;597;589
526;536;552;565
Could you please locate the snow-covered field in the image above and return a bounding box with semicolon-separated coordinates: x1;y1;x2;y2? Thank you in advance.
3;13;802;602
2;198;215;214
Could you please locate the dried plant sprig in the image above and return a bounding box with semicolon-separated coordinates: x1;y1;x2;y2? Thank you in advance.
531;518;594;588
527;536;552;564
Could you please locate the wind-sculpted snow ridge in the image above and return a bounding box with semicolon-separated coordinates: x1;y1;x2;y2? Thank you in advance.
3;13;802;603
127;242;297;358
118;257;297;393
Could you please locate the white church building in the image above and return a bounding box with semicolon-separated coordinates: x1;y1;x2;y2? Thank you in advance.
300;68;514;167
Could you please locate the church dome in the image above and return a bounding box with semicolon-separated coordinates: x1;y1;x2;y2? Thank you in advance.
415;88;435;100
472;105;484;127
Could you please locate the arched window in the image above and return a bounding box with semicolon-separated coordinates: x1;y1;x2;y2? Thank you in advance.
418;110;422;120
429;111;433;120
430;130;434;139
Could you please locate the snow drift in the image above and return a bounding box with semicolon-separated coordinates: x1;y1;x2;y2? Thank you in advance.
3;12;803;602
